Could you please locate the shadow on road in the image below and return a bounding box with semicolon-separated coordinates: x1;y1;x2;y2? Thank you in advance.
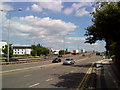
72;63;92;68
51;72;86;88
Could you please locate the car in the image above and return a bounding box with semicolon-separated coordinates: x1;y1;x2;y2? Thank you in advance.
82;54;85;56
44;56;49;59
63;58;75;65
52;58;61;63
5;58;19;62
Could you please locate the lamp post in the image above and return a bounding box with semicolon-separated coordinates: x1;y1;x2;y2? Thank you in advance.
0;8;22;61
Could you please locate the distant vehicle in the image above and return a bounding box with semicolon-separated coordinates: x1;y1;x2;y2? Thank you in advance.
63;58;75;65
44;56;49;59
52;58;61;63
5;58;19;62
58;55;62;57
72;50;79;55
82;54;85;56
96;52;100;55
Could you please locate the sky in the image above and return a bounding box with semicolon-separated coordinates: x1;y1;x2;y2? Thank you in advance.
0;1;106;52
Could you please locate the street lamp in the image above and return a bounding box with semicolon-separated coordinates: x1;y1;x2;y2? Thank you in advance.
1;8;22;61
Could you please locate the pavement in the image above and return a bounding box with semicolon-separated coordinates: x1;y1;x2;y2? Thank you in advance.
95;59;120;89
78;58;120;89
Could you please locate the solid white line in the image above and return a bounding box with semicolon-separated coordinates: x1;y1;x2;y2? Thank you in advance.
24;74;31;77
29;83;39;88
46;78;52;81
70;71;74;73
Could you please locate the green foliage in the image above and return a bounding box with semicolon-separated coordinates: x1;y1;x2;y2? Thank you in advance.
59;50;70;55
31;50;37;56
2;44;13;58
59;50;65;55
85;2;120;44
31;44;50;56
85;2;120;63
65;51;71;54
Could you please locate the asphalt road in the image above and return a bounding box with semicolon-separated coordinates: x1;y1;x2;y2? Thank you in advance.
2;53;90;71
2;55;102;88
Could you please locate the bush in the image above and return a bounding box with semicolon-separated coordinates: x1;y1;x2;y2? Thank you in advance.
31;50;37;56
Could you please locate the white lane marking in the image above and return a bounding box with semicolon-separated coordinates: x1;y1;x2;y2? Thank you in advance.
70;71;74;73
29;83;39;88
24;74;31;77
46;78;53;81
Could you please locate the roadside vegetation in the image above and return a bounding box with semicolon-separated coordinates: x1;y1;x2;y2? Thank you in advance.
1;43;70;60
85;2;120;64
1;44;56;60
31;44;50;56
59;50;71;55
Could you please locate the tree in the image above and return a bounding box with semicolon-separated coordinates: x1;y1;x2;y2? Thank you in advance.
42;47;49;56
31;44;49;56
85;2;120;63
31;50;37;56
59;50;65;55
2;44;13;58
85;2;120;43
59;50;71;55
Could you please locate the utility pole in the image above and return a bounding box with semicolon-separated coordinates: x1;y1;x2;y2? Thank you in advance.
0;8;22;61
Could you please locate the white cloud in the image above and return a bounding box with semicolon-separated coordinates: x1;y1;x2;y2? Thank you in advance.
30;2;64;12
0;3;13;11
31;4;43;12
63;7;74;15
75;8;89;16
92;7;96;12
13;43;30;46
91;43;99;46
3;15;77;42
72;2;91;10
63;2;91;16
66;37;85;41
3;15;78;50
26;7;30;11
0;3;14;24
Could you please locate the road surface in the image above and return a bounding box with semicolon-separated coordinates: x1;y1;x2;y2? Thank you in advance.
2;55;102;88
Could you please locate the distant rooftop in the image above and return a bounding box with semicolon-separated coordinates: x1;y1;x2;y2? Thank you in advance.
0;40;7;42
13;46;32;49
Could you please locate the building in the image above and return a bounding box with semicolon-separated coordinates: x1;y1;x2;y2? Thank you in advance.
0;40;7;55
51;49;60;55
13;46;32;55
66;49;68;52
81;49;85;53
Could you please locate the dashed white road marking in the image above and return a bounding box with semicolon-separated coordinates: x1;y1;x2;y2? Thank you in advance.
29;83;39;88
24;74;31;77
70;71;74;73
46;78;53;81
59;75;62;76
